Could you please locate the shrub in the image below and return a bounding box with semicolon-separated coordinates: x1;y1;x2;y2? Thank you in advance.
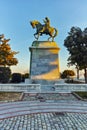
61;70;75;79
24;73;29;78
0;67;11;83
21;74;25;82
21;73;29;82
11;73;22;83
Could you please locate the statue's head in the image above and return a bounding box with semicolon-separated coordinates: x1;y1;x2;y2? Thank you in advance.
30;20;39;28
45;17;49;20
30;21;34;28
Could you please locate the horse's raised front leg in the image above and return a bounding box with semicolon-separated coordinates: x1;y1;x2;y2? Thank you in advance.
48;36;50;41
34;33;40;40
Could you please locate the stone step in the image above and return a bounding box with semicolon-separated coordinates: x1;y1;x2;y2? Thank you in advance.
0;101;87;119
0;100;87;108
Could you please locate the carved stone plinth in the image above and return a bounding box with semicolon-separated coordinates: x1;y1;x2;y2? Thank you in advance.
29;41;60;84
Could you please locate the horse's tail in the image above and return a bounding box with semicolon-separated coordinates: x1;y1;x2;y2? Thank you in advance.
53;28;58;38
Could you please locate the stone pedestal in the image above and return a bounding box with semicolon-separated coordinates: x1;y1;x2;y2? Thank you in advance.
29;41;60;84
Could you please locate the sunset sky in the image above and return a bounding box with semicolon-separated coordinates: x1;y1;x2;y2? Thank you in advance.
0;0;87;74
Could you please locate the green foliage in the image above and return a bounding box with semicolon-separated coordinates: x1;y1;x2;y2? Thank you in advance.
24;73;29;78
64;27;87;82
61;70;75;79
75;92;87;99
11;73;22;83
0;67;11;83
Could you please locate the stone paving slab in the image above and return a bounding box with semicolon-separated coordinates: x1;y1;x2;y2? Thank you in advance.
0;93;87;129
22;93;78;101
0;112;87;130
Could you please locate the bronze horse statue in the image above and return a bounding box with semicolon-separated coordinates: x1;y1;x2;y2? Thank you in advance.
30;19;58;41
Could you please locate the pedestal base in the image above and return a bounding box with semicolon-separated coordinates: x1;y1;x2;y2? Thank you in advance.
25;79;61;85
29;41;60;82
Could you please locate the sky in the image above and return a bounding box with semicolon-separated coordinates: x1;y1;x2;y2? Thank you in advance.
0;0;87;74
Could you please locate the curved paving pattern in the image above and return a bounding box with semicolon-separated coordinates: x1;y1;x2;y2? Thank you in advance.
0;100;87;129
0;100;87;120
0;112;87;130
0;91;87;129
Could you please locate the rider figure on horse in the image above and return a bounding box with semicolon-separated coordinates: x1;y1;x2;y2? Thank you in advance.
43;17;50;30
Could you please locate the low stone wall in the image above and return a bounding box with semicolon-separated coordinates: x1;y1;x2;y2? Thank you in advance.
55;84;87;93
0;84;41;92
0;84;87;93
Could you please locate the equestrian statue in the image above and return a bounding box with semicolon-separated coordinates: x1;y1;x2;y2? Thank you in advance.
30;17;58;41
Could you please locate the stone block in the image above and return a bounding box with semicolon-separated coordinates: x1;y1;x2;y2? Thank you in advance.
29;41;60;81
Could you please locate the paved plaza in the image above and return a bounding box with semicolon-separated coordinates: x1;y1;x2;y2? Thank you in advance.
22;93;78;101
0;92;87;130
0;112;87;130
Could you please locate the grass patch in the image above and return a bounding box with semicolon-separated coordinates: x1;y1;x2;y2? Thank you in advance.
74;92;87;99
0;92;22;102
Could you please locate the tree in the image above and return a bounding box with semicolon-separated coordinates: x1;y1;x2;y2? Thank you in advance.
64;27;87;83
0;34;18;67
61;70;75;79
0;34;18;83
